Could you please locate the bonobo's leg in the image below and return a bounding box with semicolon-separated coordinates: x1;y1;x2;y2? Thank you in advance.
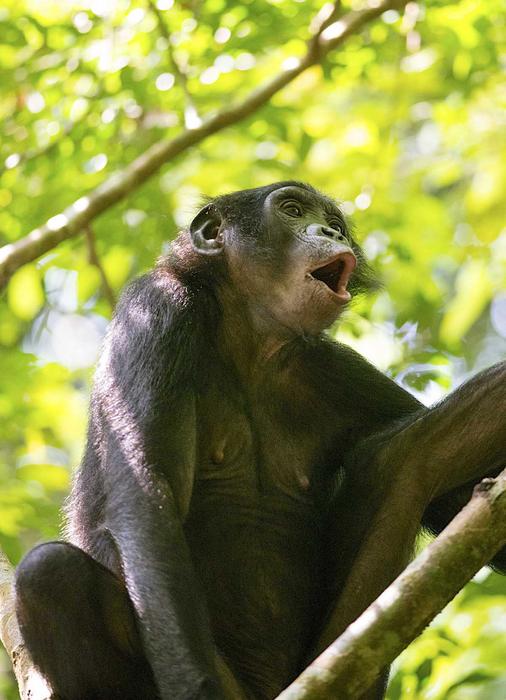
15;542;159;700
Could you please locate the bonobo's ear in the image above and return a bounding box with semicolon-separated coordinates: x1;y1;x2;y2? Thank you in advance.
190;204;224;256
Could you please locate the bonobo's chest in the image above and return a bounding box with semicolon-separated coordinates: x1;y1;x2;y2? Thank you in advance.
192;356;350;498
184;360;353;696
188;350;349;508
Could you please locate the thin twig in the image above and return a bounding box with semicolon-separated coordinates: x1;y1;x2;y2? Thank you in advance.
147;0;201;126
308;1;343;57
84;225;116;309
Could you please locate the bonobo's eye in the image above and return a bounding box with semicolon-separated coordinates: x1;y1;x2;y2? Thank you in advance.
328;220;346;238
280;200;303;217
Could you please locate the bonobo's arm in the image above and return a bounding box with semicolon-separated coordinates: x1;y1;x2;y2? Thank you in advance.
94;269;222;700
382;361;506;496
312;344;505;655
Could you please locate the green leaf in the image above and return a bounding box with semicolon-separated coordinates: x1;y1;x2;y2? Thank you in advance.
7;265;44;320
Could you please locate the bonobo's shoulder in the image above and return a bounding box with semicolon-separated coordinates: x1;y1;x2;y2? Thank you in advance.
295;334;423;420
280;335;374;380
115;262;216;327
117;265;189;309
98;266;216;391
296;334;368;363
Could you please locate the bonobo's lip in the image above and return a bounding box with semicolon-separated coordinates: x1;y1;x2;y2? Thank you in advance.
308;252;357;302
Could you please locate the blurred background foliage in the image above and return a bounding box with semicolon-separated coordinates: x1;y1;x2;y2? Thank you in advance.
0;0;505;697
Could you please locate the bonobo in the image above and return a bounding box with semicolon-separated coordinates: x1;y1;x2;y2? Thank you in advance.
15;182;506;700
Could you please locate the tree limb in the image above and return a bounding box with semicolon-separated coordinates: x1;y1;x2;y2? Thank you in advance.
0;0;407;289
276;468;506;700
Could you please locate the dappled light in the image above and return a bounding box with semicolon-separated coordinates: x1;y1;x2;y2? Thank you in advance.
23;310;106;370
0;0;505;698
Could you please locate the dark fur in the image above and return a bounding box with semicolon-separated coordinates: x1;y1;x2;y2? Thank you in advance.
16;182;505;700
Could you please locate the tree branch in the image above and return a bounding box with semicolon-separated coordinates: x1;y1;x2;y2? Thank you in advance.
276;468;506;700
308;0;343;55
0;0;407;290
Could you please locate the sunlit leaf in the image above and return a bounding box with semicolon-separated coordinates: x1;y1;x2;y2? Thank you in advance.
440;260;493;347
17;464;70;491
7;265;44;320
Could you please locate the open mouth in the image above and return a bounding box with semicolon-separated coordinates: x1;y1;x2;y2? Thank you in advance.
309;253;357;302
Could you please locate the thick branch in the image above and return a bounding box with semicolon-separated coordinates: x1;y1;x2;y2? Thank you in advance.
0;0;406;289
276;469;506;700
0;550;53;700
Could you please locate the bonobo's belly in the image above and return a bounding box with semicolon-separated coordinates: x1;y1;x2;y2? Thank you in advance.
189;379;341;697
184;485;327;698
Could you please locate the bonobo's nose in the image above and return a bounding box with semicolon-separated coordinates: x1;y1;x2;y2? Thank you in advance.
306;223;347;243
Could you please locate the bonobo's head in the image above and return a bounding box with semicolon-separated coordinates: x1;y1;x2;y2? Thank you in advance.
184;181;376;335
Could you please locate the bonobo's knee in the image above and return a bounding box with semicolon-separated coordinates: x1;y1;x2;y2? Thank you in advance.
17;541;83;581
16;541;92;612
16;542;76;608
16;542;158;699
16;541;135;648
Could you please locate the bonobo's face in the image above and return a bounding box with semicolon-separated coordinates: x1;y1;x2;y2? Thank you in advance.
257;185;356;333
189;182;373;336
